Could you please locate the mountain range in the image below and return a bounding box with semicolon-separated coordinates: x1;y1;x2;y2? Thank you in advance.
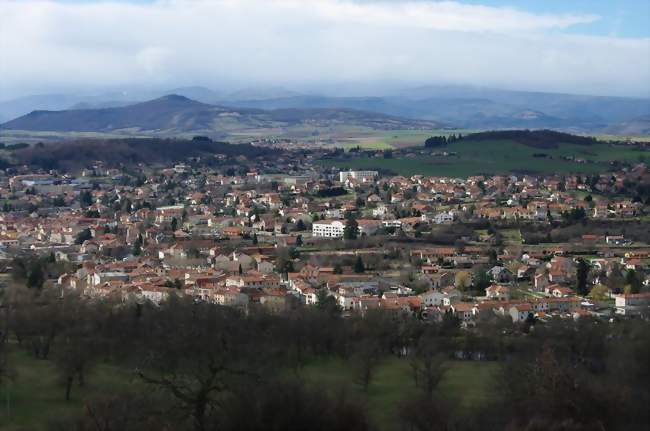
1;84;649;134
0;95;439;136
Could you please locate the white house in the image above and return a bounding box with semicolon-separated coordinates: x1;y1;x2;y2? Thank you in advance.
433;211;454;224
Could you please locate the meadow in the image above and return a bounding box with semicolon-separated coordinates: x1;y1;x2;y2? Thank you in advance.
0;348;497;431
320;139;649;177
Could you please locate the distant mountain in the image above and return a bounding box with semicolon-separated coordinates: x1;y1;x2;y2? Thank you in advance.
0;94;81;123
223;86;302;101
604;115;650;136
3;84;649;133
0;94;441;135
227;85;650;133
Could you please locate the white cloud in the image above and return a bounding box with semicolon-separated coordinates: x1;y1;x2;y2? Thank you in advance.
0;0;648;98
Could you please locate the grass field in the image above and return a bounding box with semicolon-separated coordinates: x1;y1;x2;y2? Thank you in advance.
335;129;477;150
320;139;650;177
1;348;498;431
0;349;140;430
594;134;650;143
300;356;498;431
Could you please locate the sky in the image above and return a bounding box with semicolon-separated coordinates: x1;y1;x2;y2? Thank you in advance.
1;0;649;100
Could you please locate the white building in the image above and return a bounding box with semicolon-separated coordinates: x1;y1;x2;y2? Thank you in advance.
339;170;378;183
433;211;455;224
615;293;650;316
312;220;346;238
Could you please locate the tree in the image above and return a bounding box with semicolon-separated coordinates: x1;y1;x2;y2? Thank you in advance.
252;232;258;245
588;284;609;301
454;271;471;291
296;219;306;231
78;190;93;207
352;339;381;392
576;258;590;296
410;336;448;398
354;255;365;273
473;267;491;295
52;297;100;401
625;269;642;294
488;248;498;266
75;228;92;245
344;215;358;240
133;233;143;256
333;263;343;274
133;298;268;431
315;288;339;315
27;262;45;289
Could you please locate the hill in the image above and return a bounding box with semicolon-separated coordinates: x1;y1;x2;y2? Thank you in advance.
458;130;598;148
320;129;648;177
604;115;650;136
8;137;276;171
0;95;441;136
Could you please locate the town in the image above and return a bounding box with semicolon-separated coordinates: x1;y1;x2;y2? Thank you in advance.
2;148;649;323
2;0;650;428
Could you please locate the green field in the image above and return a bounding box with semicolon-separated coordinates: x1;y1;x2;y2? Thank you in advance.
336;129;475;150
0;348;497;431
320;139;650;177
0;349;140;430
300;356;498;431
594;134;650;143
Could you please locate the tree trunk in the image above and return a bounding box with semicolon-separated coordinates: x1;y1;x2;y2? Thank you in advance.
78;368;85;387
65;376;73;401
193;395;207;431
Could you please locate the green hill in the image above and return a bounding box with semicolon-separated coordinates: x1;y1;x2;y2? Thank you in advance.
321;131;648;177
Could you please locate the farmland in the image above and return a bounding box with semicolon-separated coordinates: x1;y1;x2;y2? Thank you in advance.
320;139;649;177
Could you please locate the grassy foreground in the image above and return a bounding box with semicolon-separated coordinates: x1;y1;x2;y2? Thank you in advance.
0;348;497;431
0;349;139;430
299;357;498;431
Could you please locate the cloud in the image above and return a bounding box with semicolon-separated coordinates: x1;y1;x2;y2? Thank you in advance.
0;0;648;98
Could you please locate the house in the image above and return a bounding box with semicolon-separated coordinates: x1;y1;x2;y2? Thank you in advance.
614;292;650;316
485;284;510;301
451;302;475;322
509;303;533;323
550;285;574;298
441;287;463;306
419;289;446;307
356;219;382;236
534;273;549;291
487;266;513;283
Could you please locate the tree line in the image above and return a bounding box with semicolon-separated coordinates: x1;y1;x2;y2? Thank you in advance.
0;286;648;431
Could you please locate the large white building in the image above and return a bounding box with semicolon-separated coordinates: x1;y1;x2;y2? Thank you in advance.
339;170;378;183
312;220;346;238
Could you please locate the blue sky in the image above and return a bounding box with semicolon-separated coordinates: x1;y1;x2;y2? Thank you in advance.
47;0;650;38
1;0;649;99
461;0;650;38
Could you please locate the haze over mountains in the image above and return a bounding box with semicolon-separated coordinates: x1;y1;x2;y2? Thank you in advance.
1;85;649;135
0;94;439;136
